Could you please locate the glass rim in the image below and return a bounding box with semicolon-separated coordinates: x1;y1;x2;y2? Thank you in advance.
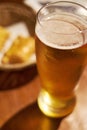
36;0;87;35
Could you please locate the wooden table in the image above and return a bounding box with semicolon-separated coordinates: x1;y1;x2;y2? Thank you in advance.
0;64;87;130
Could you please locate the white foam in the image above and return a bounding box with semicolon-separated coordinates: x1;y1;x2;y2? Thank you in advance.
36;14;87;50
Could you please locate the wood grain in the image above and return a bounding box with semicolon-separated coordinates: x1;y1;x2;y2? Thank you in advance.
0;65;39;127
0;66;87;130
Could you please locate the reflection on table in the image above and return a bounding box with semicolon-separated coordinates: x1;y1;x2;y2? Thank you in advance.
0;65;87;130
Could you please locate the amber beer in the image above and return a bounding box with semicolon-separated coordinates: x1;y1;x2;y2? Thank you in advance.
35;1;87;117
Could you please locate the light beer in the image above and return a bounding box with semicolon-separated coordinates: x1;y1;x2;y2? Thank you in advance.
35;2;87;117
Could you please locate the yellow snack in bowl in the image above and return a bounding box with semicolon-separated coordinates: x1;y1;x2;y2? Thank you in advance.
2;36;35;64
0;26;9;50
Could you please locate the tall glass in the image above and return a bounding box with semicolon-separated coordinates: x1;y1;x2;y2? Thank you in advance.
35;1;87;118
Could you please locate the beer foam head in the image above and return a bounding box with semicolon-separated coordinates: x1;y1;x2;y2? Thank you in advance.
36;14;87;50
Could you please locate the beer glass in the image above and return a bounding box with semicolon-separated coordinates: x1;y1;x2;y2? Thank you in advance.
35;1;87;117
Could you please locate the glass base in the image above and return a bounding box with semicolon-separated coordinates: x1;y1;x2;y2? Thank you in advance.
37;89;76;118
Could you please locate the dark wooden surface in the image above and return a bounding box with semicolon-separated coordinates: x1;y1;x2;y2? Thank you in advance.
0;0;87;130
0;0;23;3
0;65;87;130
